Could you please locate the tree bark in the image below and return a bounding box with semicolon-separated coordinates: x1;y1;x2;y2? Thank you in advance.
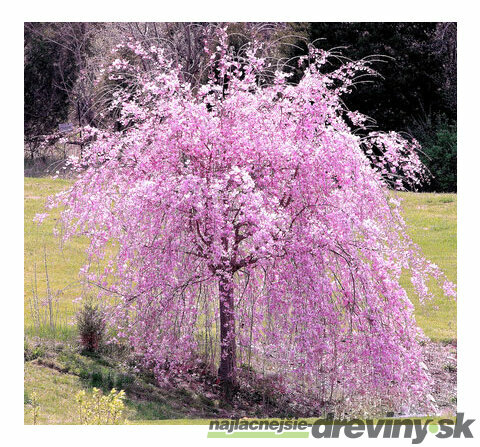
217;269;236;399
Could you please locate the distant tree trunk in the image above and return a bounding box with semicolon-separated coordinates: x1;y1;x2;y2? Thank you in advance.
217;269;236;399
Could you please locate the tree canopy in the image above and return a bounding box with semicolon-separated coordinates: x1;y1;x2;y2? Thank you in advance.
24;22;456;191
40;33;456;414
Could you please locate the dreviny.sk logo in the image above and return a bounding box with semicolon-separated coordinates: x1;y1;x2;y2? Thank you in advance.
207;413;475;443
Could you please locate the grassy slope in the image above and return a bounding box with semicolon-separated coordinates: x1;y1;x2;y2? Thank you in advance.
25;178;86;337
24;178;457;423
397;191;457;341
24;361;82;424
24;344;220;424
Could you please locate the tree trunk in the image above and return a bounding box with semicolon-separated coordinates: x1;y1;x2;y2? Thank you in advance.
217;270;236;399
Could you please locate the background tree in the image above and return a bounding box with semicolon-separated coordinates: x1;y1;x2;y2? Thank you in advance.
24;23;78;158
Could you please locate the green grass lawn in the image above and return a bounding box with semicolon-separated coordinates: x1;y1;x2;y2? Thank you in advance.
25;178;88;336
24;361;83;424
396;191;456;341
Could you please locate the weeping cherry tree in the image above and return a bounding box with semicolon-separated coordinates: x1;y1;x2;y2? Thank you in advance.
41;31;455;413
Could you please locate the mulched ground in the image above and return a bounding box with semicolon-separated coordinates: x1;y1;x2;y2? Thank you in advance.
423;341;457;416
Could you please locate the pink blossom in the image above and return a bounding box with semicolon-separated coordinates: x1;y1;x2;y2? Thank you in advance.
33;212;48;224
